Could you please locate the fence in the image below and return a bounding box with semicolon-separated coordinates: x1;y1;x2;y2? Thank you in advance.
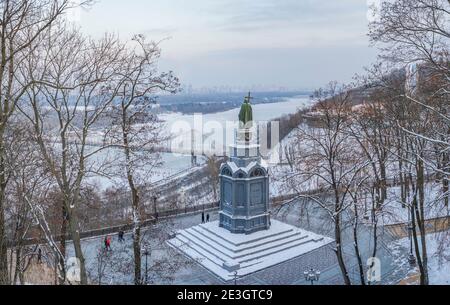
7;200;220;248
8;193;299;248
385;215;450;239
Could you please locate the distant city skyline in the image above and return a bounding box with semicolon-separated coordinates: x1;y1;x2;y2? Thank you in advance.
179;84;310;94
76;0;378;91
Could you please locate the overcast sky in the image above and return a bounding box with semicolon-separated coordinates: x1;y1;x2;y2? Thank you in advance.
77;0;378;90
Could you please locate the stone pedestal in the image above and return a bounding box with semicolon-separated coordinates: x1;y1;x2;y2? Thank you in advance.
167;220;334;280
219;126;270;234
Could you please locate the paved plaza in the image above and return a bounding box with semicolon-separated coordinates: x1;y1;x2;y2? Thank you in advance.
67;197;414;285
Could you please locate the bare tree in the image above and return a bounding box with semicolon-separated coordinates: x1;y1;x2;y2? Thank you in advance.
370;0;450;176
103;35;179;285
4;118;35;284
344;88;399;280
368;0;450;284
0;0;92;285
17;22;127;284
281;83;371;285
205;155;221;202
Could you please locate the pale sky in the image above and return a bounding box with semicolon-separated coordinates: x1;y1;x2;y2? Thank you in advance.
76;0;378;90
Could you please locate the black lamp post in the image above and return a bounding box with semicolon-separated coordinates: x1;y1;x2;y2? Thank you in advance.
304;268;321;285
152;195;158;220
228;271;239;285
407;224;416;266
142;246;150;284
407;205;416;267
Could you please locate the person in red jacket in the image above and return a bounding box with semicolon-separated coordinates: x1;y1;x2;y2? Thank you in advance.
104;235;111;251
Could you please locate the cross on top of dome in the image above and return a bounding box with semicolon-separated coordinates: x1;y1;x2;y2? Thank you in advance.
244;91;253;104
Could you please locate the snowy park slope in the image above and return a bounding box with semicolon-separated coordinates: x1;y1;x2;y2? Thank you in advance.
390;232;450;285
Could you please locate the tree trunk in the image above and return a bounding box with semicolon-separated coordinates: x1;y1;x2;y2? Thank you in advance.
66;202;88;285
127;165;142;285
133;217;142;285
369;194;379;285
417;160;429;285
121;105;143;285
335;212;351;285
380;161;387;202
0;144;9;285
398;158;406;207
352;202;366;285
128;163;142;284
444;178;449;207
443;150;449;206
13;247;21;285
59;203;68;284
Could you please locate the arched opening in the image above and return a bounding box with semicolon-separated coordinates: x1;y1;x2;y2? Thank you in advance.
250;168;265;177
221;167;232;177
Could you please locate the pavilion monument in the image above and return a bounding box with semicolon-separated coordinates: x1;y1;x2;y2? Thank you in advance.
219;92;270;234
168;93;334;281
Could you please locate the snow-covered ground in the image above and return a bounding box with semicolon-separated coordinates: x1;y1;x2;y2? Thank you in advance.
267;127;298;165
85;150;206;192
390;232;450;285
267;126;310;198
378;184;450;226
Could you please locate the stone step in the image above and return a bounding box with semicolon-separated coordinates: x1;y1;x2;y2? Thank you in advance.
170;232;328;279
178;226;323;270
190;225;301;254
237;239;325;274
198;222;295;247
187;226;310;261
238;235;324;265
167;237;229;274
167;220;335;281
184;228;235;257
175;232;232;265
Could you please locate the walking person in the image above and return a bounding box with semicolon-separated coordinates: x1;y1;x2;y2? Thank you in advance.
118;230;124;242
201;212;205;224
37;247;42;264
206;214;210;223
104;235;111;251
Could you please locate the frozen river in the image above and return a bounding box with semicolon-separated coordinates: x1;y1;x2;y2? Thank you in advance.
87;95;313;191
160;95;311;128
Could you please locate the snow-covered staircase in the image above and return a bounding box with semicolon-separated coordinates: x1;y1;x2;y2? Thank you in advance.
167;220;334;280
